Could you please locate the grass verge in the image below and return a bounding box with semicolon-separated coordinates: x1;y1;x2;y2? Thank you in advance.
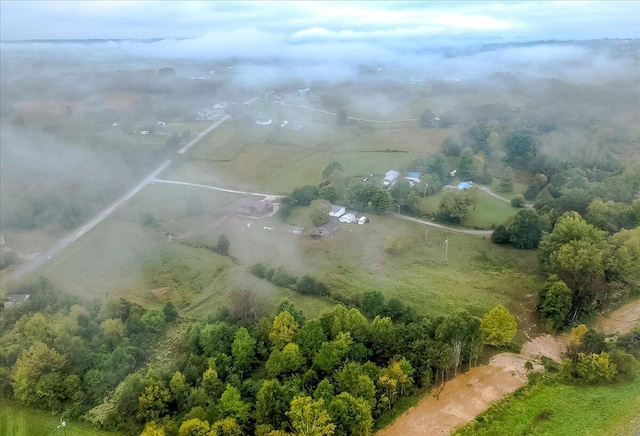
454;374;640;436
0;399;121;436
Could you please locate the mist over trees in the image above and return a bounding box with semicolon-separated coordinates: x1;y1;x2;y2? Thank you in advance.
1;33;639;436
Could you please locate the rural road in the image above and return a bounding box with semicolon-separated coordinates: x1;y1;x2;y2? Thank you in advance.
477;185;533;208
4;159;172;283
279;102;418;123
153;179;283;200
393;214;493;235
4;97;260;283
177;115;230;154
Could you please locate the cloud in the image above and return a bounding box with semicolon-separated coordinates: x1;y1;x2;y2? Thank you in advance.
1;1;638;41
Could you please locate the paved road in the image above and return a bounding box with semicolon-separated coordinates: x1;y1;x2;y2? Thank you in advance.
178;115;230;154
4;160;172;283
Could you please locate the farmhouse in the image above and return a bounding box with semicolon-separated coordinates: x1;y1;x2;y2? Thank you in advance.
311;218;340;237
329;205;346;218
236;198;274;217
3;294;30;309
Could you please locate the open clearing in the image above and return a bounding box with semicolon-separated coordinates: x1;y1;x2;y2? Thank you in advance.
0;399;121;436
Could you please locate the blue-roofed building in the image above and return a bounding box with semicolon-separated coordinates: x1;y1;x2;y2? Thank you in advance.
457;181;474;190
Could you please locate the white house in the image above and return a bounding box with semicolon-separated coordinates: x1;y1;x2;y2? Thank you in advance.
329;205;346;218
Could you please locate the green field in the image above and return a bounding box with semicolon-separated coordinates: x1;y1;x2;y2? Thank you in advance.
420;187;518;229
455;375;640;436
32;178;541;324
0;400;121;436
168;106;451;193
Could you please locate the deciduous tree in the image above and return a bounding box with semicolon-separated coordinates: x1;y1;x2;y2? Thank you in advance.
480;305;517;347
288;396;336;436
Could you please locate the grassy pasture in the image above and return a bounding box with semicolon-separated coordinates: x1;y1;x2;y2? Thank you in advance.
171;120;449;193
420;187;518;229
0;399;121;436
182;208;543;321
455;375;640;436
35;218;164;300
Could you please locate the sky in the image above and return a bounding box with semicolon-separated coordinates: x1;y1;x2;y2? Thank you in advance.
1;1;638;43
1;1;638;78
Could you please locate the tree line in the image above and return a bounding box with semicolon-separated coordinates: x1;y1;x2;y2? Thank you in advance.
1;278;519;436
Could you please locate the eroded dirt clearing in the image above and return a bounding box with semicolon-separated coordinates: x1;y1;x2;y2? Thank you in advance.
376;335;565;436
593;299;640;334
378;297;640;436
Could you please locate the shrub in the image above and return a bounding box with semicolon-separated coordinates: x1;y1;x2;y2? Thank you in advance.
511;194;525;208
249;263;268;279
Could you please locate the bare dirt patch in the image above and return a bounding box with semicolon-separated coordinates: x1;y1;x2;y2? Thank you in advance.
376;365;527;436
593;299;640;334
377;334;566;436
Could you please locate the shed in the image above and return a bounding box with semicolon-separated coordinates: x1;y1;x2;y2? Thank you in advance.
329;205;346;218
4;294;30;309
311;218;340;237
236;198;274;217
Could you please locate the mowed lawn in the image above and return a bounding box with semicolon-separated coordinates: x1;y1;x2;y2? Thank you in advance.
420;187;518;229
455;375;640;436
0;399;121;436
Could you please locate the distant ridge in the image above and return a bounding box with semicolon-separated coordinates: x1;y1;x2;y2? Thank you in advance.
0;37;192;44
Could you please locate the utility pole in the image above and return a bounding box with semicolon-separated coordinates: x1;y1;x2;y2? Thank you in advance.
445;237;449;264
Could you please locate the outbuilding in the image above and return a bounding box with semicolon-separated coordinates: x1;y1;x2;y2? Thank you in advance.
3;294;30;309
311;218;340;237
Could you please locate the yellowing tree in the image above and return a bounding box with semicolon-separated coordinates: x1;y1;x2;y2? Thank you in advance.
140;421;166;436
287;396;335;436
11;342;66;405
270;311;299;350
480;305;518;347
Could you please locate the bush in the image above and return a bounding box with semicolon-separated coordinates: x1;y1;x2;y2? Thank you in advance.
139;212;156;227
250;263;268;279
491;225;511;244
511;194;525;208
271;267;297;288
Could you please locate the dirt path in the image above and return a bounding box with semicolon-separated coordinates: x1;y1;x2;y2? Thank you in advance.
593;299;640;334
376;334;565;436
